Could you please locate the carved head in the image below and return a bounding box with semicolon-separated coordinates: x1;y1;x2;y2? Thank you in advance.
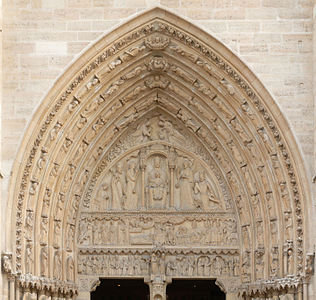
199;170;206;181
102;183;109;191
128;160;136;169
154;157;160;168
116;162;123;173
183;159;190;168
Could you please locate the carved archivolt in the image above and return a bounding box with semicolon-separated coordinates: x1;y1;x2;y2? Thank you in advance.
4;6;311;299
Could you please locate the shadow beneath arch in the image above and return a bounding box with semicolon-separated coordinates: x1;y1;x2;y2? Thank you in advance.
91;279;150;300
167;279;225;300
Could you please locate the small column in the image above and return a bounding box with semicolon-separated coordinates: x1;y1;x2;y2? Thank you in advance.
303;281;308;300
286;288;295;300
297;284;303;300
168;164;175;209
38;290;52;300
52;293;59;300
15;284;20;300
168;148;177;209
76;291;92;300
22;287;30;300
272;290;279;300
8;275;15;300
140;150;146;209
30;290;38;300
226;293;240;300
283;244;288;276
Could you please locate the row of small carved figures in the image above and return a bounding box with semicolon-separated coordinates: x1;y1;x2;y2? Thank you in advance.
77;218;238;246
78;254;240;277
78;228;238;247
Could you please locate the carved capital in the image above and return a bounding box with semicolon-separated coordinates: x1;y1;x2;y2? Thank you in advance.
2;252;13;274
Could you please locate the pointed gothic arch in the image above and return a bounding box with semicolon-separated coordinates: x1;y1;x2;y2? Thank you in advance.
2;6;313;300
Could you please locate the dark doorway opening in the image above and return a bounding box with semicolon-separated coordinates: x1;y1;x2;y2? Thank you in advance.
167;280;225;300
91;279;149;300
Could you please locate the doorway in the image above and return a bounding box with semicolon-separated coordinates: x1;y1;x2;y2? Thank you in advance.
166;280;225;300
91;279;150;300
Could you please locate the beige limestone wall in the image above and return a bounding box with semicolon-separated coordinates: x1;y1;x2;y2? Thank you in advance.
0;0;314;297
312;0;316;298
1;0;3;297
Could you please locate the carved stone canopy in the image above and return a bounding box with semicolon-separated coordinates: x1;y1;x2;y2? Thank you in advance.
3;6;311;299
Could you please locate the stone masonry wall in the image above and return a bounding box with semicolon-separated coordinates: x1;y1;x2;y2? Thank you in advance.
0;0;314;298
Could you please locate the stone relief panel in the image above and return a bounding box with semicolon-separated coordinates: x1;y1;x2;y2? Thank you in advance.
77;214;238;248
91;149;225;212
75;110;241;283
88;113;229;213
78;250;240;279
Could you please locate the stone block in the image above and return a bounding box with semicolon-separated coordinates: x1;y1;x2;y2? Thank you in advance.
180;0;203;8
253;33;282;43
231;0;259;7
293;21;313;32
79;8;105;19
113;0;146;8
36;41;68;55
212;8;246;20
239;44;269;54
78;31;103;41
245;8;278;19
186;9;212;20
3;42;36;54
38;21;67;31
261;21;293;32
278;8;312;19
48;55;73;67
200;21;228;33
91;20;119;31
160;0;179;8
18;9;53;21
67;0;93;7
103;8;137;19
2;119;27;137
227;21;260;32
92;0;115;7
20;56;49;68
262;0;296;8
67;41;90;54
42;0;66;9
67;20;91;31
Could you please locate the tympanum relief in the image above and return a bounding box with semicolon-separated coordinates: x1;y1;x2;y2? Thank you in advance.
77;112;240;285
88;113;227;212
92;151;224;212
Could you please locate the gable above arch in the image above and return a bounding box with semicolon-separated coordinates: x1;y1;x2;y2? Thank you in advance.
3;6;313;300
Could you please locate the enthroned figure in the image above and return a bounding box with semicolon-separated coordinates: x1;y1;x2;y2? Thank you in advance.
147;156;167;209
